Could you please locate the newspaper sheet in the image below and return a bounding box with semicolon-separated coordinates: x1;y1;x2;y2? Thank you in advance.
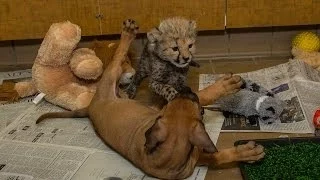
0;140;92;180
0;101;33;132
0;69;32;85
0;139;208;180
0;101;113;153
199;59;320;134
71;151;208;180
0;99;223;179
0;172;34;180
0;92;35;133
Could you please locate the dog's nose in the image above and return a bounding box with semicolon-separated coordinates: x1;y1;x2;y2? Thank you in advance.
183;57;189;61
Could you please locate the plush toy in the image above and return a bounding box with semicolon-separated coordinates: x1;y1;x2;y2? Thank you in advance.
291;32;320;71
292;32;320;52
14;21;136;110
216;79;285;124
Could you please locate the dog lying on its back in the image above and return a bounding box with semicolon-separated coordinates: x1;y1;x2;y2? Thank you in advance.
36;19;265;179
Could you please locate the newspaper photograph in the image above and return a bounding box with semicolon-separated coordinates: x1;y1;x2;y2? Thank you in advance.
199;59;320;134
0;140;92;180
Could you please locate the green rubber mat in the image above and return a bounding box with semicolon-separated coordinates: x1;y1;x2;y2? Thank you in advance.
234;137;320;180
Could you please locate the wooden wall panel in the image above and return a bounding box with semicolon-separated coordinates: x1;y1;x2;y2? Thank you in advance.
0;0;100;41
98;0;225;35
312;0;320;24
227;0;273;27
1;0;320;41
227;0;320;28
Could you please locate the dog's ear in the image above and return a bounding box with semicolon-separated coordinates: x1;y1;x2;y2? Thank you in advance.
145;116;167;154
189;122;218;153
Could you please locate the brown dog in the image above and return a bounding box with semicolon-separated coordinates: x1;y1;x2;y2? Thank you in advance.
37;19;265;179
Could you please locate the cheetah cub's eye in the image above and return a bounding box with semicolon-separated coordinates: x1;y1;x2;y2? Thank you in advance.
172;47;179;51
188;44;193;49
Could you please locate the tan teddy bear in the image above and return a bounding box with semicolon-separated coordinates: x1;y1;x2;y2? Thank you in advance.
14;21;136;110
292;47;320;71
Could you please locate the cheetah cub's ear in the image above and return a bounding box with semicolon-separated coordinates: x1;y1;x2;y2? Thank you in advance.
188;20;197;37
189;20;197;30
147;28;162;51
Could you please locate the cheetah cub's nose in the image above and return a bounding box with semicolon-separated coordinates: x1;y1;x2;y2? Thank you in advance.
183;57;189;61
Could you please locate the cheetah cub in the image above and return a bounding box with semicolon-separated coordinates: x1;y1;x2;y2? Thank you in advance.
125;17;199;102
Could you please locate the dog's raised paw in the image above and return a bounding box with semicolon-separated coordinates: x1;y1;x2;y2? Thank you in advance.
123;19;139;35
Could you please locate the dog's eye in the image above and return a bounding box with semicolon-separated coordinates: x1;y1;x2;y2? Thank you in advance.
189;44;193;48
262;117;270;121
172;47;179;51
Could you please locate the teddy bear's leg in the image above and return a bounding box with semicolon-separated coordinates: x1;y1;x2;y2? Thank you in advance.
69;48;103;80
52;83;94;110
14;80;38;98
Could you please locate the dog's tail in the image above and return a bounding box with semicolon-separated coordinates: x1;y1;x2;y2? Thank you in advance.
36;108;88;124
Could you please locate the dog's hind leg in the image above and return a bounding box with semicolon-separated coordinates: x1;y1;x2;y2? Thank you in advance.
96;19;138;100
196;141;265;166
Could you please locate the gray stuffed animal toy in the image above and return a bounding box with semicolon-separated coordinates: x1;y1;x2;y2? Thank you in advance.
217;79;285;124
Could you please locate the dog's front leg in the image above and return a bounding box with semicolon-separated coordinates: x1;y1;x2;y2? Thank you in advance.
96;19;138;99
196;141;265;166
197;74;243;106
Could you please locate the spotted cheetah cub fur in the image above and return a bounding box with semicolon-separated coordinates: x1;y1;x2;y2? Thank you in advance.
125;17;199;102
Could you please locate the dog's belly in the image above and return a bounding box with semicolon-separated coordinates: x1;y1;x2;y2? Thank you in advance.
89;99;157;156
